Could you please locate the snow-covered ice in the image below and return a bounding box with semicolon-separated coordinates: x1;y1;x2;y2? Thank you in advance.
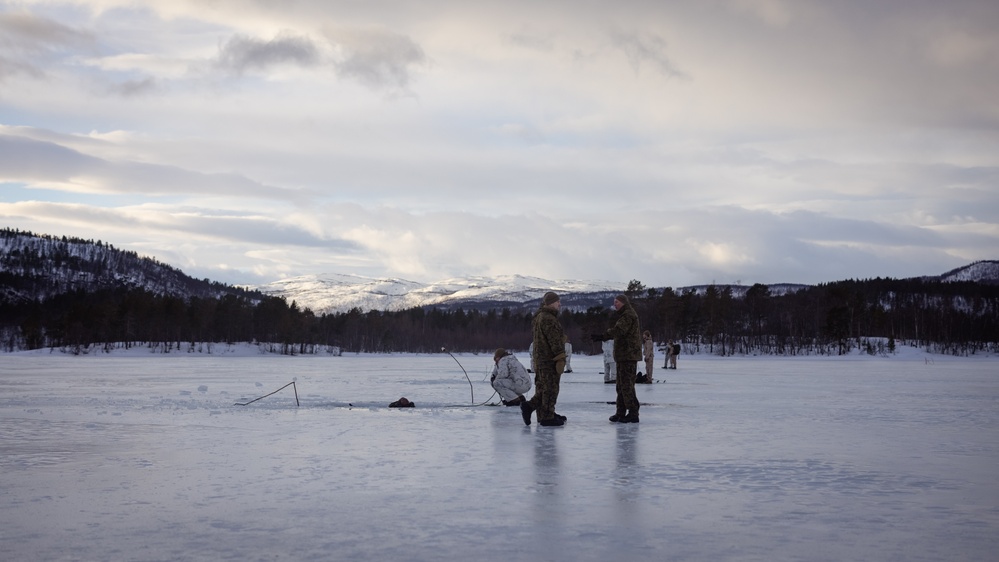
1;347;997;561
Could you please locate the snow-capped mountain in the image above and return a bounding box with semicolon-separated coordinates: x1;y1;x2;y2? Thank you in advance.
254;261;999;315
680;282;810;298
252;273;625;314
935;260;999;284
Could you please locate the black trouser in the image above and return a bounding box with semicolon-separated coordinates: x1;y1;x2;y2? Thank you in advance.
615;360;639;416
529;362;561;421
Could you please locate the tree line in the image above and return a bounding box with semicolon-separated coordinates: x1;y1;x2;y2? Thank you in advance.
625;278;998;357
1;277;997;356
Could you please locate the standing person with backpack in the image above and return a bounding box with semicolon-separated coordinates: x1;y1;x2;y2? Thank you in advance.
670;341;680;369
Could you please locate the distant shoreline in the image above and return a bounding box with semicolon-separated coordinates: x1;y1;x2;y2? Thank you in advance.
5;341;995;361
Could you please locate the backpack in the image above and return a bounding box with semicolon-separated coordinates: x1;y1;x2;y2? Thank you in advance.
673;343;681;355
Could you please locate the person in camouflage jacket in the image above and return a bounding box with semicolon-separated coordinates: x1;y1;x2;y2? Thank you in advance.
592;294;643;423
522;291;567;427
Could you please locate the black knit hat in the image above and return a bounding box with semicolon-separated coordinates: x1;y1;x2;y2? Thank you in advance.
615;294;629;305
543;291;560;305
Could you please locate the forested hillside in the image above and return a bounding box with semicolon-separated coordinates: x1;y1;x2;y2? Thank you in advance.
1;229;997;355
0;228;261;302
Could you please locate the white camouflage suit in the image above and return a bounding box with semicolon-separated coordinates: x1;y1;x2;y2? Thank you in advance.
491;354;532;401
603;339;616;382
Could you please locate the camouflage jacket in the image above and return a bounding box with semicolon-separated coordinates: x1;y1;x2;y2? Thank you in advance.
532;306;566;365
606;303;643;362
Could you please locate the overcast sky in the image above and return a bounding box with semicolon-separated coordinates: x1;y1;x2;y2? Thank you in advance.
1;0;997;288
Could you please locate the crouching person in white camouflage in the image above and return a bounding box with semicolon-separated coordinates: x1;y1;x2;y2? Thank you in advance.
491;348;531;407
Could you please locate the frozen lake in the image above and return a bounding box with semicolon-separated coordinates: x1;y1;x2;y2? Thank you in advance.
2;349;997;561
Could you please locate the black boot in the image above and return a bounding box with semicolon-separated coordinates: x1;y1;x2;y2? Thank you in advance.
621;412;640;423
539;417;565;427
520;400;534;426
609;412;626;422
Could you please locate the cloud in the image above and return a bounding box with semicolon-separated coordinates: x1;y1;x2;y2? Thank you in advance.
210;26;426;91
325;27;427;90
0;200;361;280
726;0;794;27
0;11;93;52
291;204;963;287
1;1;995;288
643;207;964;285
0;189;987;288
106;76;160;97
0;133;311;202
0;11;94;79
608;29;687;79
0;133;96;179
215;31;321;75
0;54;42;80
492;122;547;143
506;30;555;52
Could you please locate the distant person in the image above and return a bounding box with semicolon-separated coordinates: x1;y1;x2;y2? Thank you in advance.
527;342;535;373
670;341;680;369
490;348;531;407
592;294;643;423
664;340;674;369
522;291;568;427
642;330;654;383
602;339;616;384
563;335;573;373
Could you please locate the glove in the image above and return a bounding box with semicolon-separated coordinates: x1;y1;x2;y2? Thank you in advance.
553;352;567;375
591;333;605;342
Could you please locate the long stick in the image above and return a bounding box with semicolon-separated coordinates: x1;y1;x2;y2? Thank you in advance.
442;347;474;404
235;381;299;407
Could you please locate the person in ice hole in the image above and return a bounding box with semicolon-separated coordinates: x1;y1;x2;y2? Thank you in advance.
389;397;414;408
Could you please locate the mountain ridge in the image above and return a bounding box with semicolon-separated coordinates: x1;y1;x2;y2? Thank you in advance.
2;229;997;314
250;273;628;314
251;261;999;315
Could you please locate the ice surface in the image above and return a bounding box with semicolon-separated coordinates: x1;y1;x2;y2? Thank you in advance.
1;348;997;561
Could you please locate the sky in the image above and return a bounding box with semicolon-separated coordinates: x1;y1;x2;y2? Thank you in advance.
1;0;997;288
